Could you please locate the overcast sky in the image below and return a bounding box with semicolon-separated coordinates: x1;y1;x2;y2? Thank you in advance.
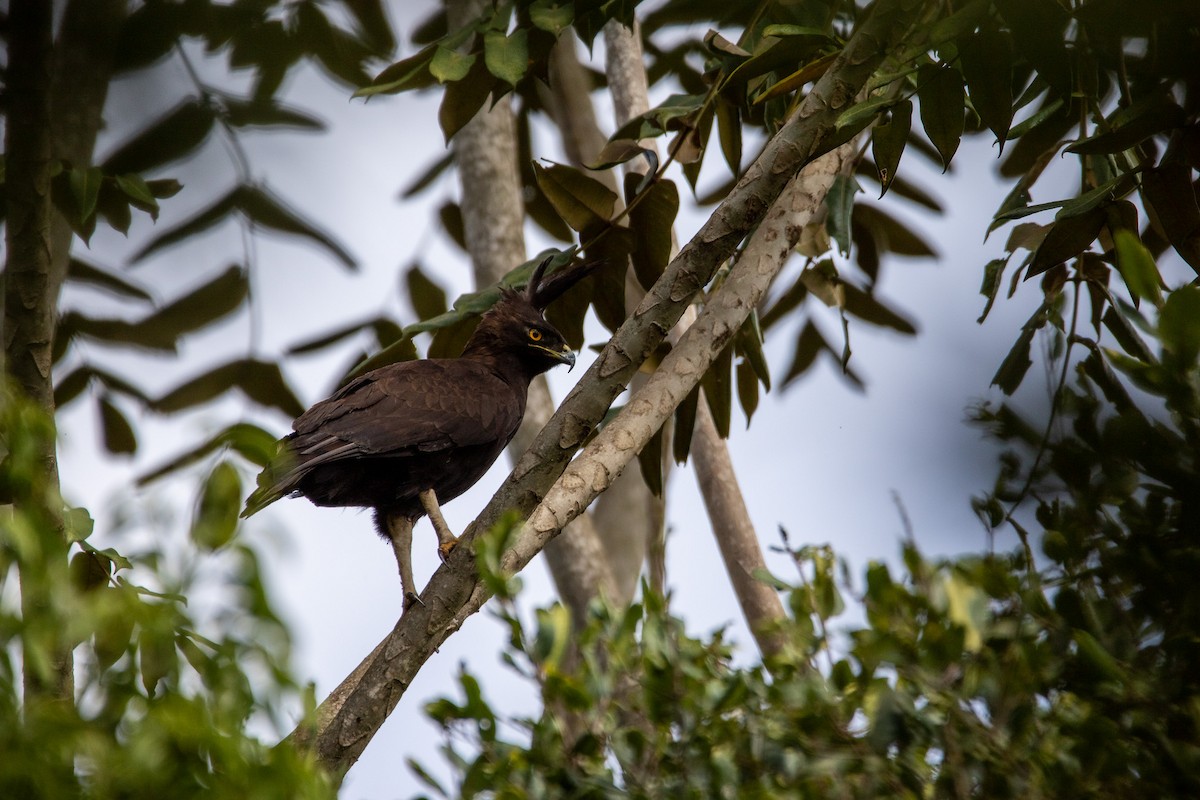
53;6;1065;797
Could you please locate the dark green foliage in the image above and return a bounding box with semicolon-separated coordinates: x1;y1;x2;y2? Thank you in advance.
418;298;1200;794
0;386;334;799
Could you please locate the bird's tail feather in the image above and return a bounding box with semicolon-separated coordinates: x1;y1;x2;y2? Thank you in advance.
240;448;301;518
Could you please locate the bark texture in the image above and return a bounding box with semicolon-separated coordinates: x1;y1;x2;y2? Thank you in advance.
295;0;919;775
5;0;70;704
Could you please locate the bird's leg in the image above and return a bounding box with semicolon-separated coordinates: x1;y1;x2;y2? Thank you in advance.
419;488;458;562
384;513;420;612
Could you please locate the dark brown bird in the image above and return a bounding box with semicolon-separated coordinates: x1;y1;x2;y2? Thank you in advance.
243;257;588;609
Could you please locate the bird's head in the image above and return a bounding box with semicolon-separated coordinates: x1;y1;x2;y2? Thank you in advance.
472;291;575;372
462;256;600;375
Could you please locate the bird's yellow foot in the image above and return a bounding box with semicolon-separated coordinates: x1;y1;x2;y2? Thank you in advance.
437;539;457;563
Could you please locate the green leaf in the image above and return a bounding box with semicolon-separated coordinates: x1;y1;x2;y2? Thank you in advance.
609;93;706;142
841;283;917;335
582;226;634;332
1067;97;1185;155
1027;206;1105;279
1113;230;1163;307
438;54;500;142
139;628;176;695
101;99;216;174
405;263;450;320
761;273;810;331
1006;97;1064;140
673;385;700;464
354;45;437;97
64;266;249;352
131;185;356;270
153;359;305;417
918;63;965;170
286;315;401;356
715;98;742;175
1102;305;1155;363
64;506;95;543
871;100;911;197
736;311;771;390
701;341;735;439
345;334;421;379
192;461;242;551
992;327;1035;395
1141;163;1200;272
735;358;760;425
852;204;937;258
626;175;679;291
69;166;104;223
483;28;528;85
534;162;618;232
139;266;250;347
112;0;184;73
977;257;1008;323
98;394;138;455
1158;285;1200;367
138;423;281;486
783;322;826;387
401;152;455;198
219;95;326;131
960;28;1014;150
93;598;135;669
70;551;110;593
866;685;908;754
996;0;1073;98
589;138;653;171
944;572;988;652
637;423;665;497
826;174;862;257
530;0;575;35
835;94;901;136
66;257;152;301
114;173;158;211
430;45;475;83
237;185;357;269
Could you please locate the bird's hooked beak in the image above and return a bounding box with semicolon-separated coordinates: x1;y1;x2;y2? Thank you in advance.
534;341;576;370
557;344;577;371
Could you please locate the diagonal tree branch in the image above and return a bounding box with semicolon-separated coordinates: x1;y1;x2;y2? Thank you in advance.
291;0;919;776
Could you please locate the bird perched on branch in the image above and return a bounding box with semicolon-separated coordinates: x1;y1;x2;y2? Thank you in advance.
243;256;591;610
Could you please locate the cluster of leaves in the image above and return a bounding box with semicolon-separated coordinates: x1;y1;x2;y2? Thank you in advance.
45;0;392;471
0;384;333;798
415;295;1200;796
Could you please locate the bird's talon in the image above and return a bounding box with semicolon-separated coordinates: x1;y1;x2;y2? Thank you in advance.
437;540;457;563
402;591;423;612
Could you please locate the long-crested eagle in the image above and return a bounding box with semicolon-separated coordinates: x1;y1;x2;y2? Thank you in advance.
242;257;591;609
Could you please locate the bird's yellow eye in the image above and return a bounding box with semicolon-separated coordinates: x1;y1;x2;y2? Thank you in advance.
528;328;543;342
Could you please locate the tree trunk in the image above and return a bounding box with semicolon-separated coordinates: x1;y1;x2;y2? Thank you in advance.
5;0;76;730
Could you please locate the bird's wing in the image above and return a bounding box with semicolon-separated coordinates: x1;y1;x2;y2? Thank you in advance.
292;359;522;460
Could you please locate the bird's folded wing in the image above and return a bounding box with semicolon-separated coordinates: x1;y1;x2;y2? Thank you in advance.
292;360;522;460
